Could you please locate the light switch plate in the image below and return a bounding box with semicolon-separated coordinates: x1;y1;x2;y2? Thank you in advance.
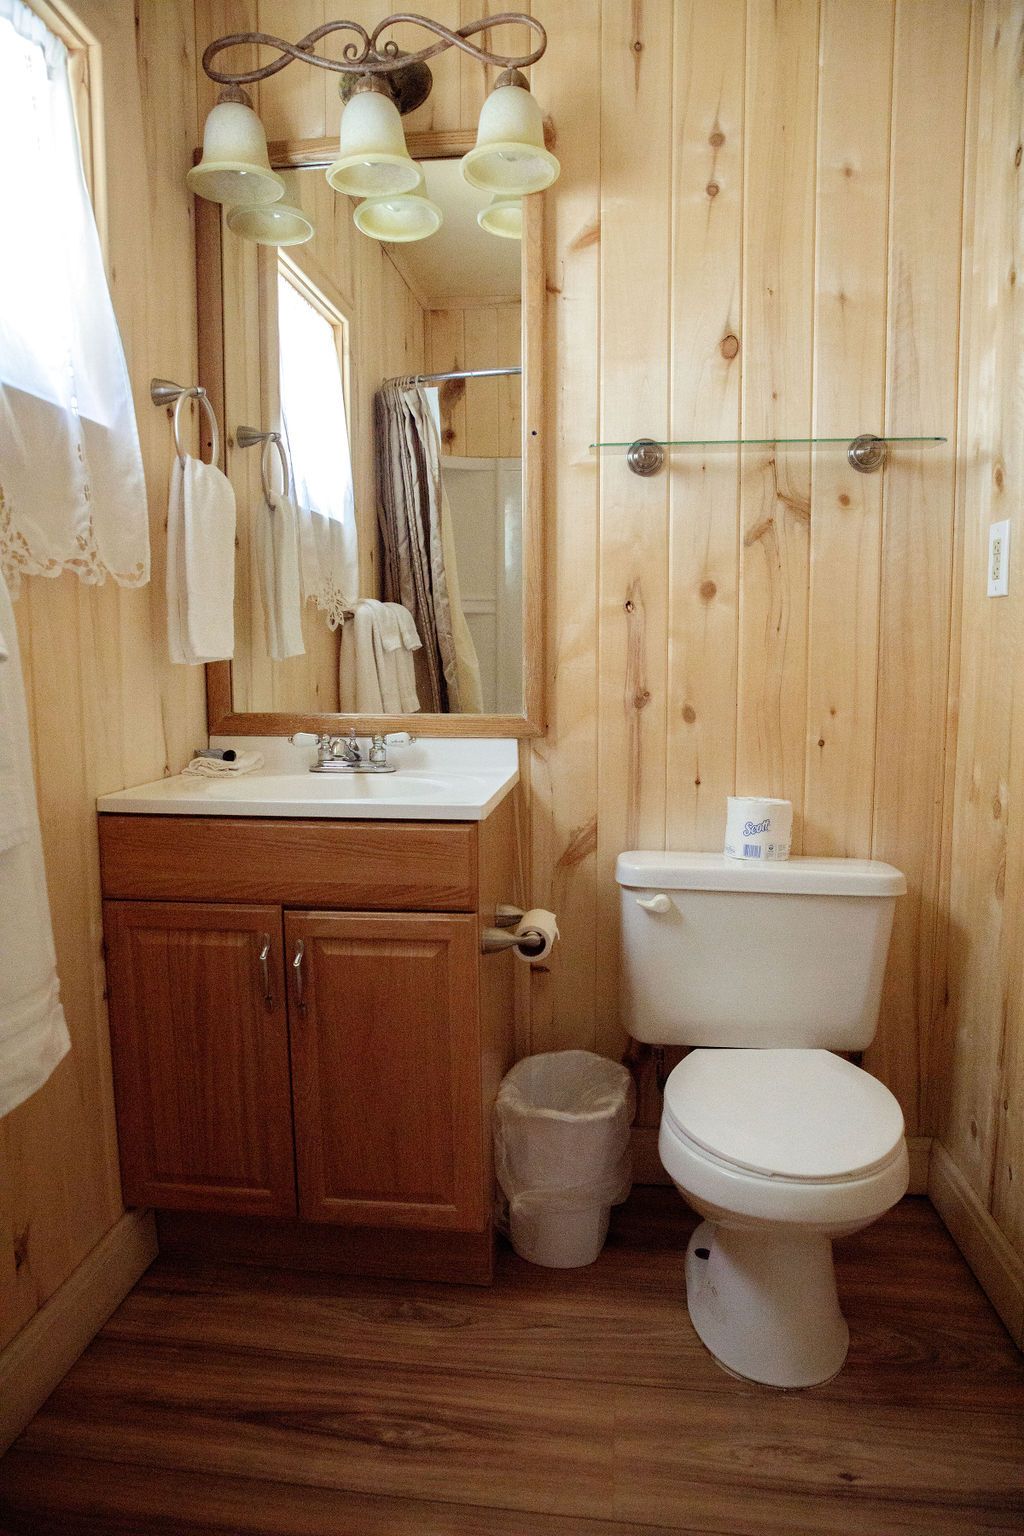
988;519;1010;597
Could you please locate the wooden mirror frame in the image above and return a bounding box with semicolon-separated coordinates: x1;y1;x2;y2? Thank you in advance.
198;129;544;739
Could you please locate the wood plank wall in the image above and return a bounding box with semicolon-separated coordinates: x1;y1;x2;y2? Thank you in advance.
1;0;205;1350
937;0;1024;1270
425;303;522;459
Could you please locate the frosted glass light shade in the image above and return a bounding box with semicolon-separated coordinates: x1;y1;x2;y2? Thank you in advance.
462;83;560;195
478;194;522;239
186;99;284;207
227;200;314;246
354;190;443;243
326;89;421;198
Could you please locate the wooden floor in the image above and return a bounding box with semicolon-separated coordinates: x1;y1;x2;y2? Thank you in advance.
0;1191;1022;1535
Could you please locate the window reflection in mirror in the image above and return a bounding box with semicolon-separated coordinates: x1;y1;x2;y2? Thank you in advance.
228;157;524;719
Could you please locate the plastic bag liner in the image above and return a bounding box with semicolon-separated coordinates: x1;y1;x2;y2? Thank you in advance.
493;1050;636;1268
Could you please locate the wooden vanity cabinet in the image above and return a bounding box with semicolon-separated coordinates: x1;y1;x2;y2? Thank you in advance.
98;802;518;1282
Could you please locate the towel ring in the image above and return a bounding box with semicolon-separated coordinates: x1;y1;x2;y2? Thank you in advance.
261;434;289;502
151;378;220;465
236;424;290;502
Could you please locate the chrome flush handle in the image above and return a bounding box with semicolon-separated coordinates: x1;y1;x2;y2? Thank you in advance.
258;933;272;1007
292;939;306;1010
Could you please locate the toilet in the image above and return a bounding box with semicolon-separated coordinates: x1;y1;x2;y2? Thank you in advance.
616;851;909;1388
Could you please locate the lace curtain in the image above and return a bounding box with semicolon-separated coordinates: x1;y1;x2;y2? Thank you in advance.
0;0;148;593
278;272;359;627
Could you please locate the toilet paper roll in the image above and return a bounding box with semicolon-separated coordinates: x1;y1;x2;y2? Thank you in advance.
724;797;792;861
514;909;560;962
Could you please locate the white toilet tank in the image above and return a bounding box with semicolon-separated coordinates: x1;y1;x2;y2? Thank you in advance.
617;852;906;1050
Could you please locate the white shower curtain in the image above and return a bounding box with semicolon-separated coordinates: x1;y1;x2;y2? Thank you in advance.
0;568;70;1117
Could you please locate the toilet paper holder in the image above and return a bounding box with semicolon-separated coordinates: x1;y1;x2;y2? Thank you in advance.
481;905;547;957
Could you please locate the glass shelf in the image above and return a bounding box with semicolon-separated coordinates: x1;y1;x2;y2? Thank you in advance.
589;436;947;448
588;434;947;476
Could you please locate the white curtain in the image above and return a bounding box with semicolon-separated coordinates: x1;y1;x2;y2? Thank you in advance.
0;0;148;593
278;273;358;626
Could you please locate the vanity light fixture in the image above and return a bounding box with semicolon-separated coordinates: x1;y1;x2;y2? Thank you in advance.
354;172;443;243
462;70;559;196
194;14;558;243
477;192;523;240
225;170;315;246
187;86;285;207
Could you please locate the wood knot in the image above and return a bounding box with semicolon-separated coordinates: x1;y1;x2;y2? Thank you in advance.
634;688;651;710
842;163;854;178
699;579;717;601
838;492;851;507
993;795;1003;820
682;704;697;724
818;737;826;749
709;129;725;148
995;465;1005;489
624;598;635;613
632;38;643;53
719;333;739;360
706;181;719;198
1016;143;1022;167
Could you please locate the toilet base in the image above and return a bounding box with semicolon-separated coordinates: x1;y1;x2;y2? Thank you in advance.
684;1220;849;1388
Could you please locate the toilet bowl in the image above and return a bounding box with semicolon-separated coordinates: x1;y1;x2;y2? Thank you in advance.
659;1048;909;1387
615;851;909;1389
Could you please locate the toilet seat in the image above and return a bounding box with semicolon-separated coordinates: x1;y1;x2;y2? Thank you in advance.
663;1048;905;1183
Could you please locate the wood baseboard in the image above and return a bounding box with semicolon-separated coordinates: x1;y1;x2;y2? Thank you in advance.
155;1212;495;1286
928;1141;1024;1348
0;1209;157;1455
632;1128;933;1196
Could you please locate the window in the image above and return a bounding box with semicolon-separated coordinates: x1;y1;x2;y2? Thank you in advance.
0;0;147;591
277;261;355;532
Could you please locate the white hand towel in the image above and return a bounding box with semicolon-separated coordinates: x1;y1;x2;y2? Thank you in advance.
338;602;384;712
182;751;265;778
255;493;305;660
166;454;236;664
361;598;402;653
0;569;70;1119
387;602;422;654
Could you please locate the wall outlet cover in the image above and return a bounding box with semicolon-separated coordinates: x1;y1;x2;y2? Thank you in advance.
988;519;1011;597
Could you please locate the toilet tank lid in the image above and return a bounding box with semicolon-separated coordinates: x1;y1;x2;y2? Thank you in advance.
615;852;907;897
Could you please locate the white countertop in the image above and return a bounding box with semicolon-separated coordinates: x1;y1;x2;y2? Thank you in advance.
97;737;519;823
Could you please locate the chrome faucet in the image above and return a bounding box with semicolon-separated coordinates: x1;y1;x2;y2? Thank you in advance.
291;730;415;774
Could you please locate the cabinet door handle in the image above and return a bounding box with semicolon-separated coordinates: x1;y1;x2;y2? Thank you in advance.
292;939;305;1010
257;934;272;1007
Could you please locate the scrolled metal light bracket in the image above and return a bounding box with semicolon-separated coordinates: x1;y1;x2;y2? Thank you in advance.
201;13;547;115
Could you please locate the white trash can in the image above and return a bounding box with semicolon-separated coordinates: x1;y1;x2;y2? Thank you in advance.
493;1050;635;1268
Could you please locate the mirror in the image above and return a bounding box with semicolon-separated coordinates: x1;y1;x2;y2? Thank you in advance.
197;137;543;737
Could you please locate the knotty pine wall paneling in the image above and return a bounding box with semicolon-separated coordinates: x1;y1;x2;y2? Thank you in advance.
937;0;1024;1325
1;0;204;1350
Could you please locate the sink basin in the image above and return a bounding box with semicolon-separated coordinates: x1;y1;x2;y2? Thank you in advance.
97;765;518;822
202;772;460;802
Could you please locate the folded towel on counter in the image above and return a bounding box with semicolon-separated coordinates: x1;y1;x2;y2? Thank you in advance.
166;454;236;665
0;568;71;1119
183;751;265;778
255;492;305;660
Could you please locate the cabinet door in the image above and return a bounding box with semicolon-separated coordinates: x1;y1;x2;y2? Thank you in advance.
104;902;296;1216
286;911;482;1230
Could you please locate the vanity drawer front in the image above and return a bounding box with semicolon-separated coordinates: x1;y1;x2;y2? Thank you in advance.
99;816;477;912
